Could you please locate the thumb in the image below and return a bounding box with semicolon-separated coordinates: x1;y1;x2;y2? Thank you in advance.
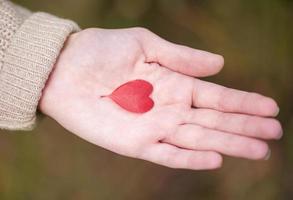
137;28;224;77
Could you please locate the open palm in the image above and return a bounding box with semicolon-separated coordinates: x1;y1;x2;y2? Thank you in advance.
39;28;282;170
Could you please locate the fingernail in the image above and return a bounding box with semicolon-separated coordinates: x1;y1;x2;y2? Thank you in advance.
274;107;280;116
264;149;271;160
277;127;283;140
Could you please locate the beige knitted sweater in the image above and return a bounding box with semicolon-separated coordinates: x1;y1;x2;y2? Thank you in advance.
0;0;80;130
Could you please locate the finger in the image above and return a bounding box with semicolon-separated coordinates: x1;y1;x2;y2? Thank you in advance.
136;28;224;77
192;79;279;117
141;143;223;170
184;108;283;140
164;124;270;160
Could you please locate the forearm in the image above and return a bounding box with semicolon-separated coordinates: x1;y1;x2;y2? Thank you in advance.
0;0;80;130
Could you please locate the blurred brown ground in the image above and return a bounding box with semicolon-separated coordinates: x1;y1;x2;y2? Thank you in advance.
0;0;292;199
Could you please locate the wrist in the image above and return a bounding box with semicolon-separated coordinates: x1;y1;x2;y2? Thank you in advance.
38;32;79;116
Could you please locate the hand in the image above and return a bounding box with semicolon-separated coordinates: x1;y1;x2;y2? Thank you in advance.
39;28;282;170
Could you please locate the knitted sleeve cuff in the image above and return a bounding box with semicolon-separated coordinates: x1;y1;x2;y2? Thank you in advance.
0;12;80;130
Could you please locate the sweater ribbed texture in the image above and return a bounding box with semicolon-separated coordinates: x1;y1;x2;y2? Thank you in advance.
0;0;80;130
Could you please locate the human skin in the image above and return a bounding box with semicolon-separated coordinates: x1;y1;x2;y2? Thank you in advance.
39;28;282;170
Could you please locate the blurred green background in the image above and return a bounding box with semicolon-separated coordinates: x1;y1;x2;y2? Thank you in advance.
1;0;292;199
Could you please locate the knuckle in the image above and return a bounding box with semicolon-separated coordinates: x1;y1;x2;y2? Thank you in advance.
217;87;229;111
132;27;152;36
212;110;225;130
241;115;252;134
131;27;150;35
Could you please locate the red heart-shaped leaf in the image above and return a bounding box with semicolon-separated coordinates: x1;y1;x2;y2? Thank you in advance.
103;79;154;113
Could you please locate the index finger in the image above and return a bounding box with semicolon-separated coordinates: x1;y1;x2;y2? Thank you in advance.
192;79;279;117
